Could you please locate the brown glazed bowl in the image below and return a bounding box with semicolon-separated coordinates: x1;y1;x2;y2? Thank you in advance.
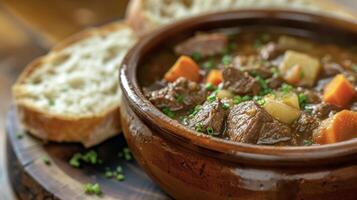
119;10;357;200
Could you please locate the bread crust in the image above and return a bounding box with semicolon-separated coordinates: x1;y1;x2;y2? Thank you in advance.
12;22;133;147
126;0;357;36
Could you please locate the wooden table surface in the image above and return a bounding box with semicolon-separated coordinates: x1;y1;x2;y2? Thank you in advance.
0;1;355;200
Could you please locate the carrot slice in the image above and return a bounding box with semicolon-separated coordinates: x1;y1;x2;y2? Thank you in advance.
313;110;357;144
323;74;355;107
206;69;223;86
164;56;200;82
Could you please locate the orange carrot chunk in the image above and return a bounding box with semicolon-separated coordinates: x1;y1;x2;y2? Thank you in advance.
164;55;200;82
323;74;355;107
284;65;302;85
206;69;223;86
313;110;357;144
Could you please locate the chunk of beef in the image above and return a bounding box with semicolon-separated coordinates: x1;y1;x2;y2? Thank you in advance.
174;33;228;57
225;101;291;145
186;100;227;135
147;77;207;111
292;113;320;144
267;76;283;89
222;67;261;95
309;102;340;119
233;55;273;78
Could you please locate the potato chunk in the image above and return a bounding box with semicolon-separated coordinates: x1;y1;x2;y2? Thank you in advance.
279;50;320;86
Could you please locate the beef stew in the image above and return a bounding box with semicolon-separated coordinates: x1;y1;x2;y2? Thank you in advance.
143;30;357;146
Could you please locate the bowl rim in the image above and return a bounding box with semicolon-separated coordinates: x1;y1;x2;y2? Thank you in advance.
120;9;357;166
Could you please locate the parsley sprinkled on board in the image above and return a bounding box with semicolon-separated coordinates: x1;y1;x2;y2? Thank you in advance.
69;150;99;168
84;183;102;195
43;157;51;165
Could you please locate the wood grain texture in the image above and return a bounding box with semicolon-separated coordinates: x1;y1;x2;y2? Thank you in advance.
6;107;170;200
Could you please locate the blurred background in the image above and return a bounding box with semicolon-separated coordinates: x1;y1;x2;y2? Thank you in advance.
0;0;355;199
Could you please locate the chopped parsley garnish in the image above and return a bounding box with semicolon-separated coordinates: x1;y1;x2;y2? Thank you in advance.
105;171;114;178
233;95;242;105
123;147;132;161
189;105;201;118
205;83;215;91
255;76;271;95
195;123;204;132
222;102;230;110
222;55;232;65
116;166;123;173
207;92;217;102
242;95;253;102
175;94;184;103
206;127;214;135
69;150;99;168
43;157;51;165
303;140;313;146
84;183;102;195
253;96;266;106
298;93;308;109
191;52;201;61
116;174;125;181
203;61;214;69
280;83;293;94
162;107;175;118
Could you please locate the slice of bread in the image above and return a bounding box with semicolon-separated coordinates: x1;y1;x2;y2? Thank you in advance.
12;22;137;147
126;0;356;36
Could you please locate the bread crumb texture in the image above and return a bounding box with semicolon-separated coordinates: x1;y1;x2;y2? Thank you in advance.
14;26;136;117
141;0;351;27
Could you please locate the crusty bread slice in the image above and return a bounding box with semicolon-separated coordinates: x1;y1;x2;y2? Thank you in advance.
126;0;356;36
12;22;137;147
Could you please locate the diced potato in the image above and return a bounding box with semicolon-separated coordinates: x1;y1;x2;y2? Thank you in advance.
279;92;300;109
279;50;320;86
263;98;301;124
217;89;234;99
278;36;313;52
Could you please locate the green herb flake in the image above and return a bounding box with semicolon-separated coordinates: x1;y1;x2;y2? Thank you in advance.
255;76;271;95
116;166;123;173
116;174;125;181
84;183;102;195
81;150;98;164
205;83;215;91
271;67;279;78
175;94;184;103
203;61;214;69
207;93;217;103
222;102;230;110
189;105;201;118
123;148;132;161
233;96;242;105
105;171;114;178
206;127;214;135
280;83;293;94
303;140;313;146
253;96;266;106
162;107;175;118
242;95;253;102
43;157;51;165
298;93;308;109
195;123;204;133
69;153;82;168
191;52;201;61
222;55;232;65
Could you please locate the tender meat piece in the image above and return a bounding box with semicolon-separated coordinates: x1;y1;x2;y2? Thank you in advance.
222;67;261;95
186;100;227;135
267;76;283;89
174;33;228;57
259;42;283;60
293;113;320;142
233;55;273;78
147;77;207;111
322;63;344;77
225;101;291;145
310;103;340;119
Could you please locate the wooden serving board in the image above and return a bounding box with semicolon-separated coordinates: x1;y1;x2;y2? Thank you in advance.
6;107;170;200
